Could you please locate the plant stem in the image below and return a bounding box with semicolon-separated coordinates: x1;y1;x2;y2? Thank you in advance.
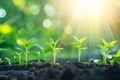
78;48;81;62
8;59;11;65
103;54;106;64
37;52;40;64
19;54;21;65
103;51;109;64
25;47;28;66
53;50;56;64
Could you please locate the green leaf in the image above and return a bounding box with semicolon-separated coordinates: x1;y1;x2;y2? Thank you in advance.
55;38;60;45
72;35;79;41
54;48;63;53
49;38;55;48
27;41;36;49
98;45;106;51
79;37;87;44
115;50;120;57
97;61;106;65
0;58;4;63
101;39;109;46
49;38;60;48
109;40;117;46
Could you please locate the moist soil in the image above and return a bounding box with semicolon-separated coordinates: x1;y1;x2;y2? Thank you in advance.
0;60;120;80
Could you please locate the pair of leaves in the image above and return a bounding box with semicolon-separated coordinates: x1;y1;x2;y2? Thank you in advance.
101;39;117;47
72;35;87;44
98;39;117;52
72;35;87;49
17;38;36;49
49;38;60;49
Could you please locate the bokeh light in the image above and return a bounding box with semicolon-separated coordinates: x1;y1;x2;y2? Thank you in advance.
0;24;12;34
29;4;40;15
44;4;56;17
0;8;6;18
42;18;52;28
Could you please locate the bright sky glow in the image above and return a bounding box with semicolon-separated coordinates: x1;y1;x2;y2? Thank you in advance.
52;0;119;47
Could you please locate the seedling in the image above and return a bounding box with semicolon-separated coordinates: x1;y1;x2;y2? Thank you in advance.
0;58;4;63
48;38;63;64
72;35;87;62
17;38;36;66
16;52;22;65
5;57;11;65
110;49;120;65
98;39;117;64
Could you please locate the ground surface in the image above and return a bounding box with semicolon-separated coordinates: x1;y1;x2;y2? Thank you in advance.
0;61;120;80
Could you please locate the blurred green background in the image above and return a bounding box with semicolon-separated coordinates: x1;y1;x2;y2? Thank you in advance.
0;0;120;62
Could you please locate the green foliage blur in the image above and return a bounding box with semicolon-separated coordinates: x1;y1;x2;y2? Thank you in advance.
0;0;119;62
0;0;64;59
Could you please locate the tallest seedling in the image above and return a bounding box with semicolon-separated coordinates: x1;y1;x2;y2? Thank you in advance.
98;39;117;64
72;36;87;62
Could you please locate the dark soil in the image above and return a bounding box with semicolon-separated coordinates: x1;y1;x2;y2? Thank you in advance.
0;61;120;80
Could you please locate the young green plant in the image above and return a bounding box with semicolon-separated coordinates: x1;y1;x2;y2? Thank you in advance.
98;39;117;64
110;49;120;65
16;52;22;65
72;36;87;62
17;38;36;66
0;58;4;63
49;38;63;64
5;57;11;65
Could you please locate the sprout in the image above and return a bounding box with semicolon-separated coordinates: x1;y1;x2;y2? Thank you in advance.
72;35;88;62
0;58;4;63
48;38;63;64
98;39;117;64
5;57;11;65
110;50;120;65
16;52;22;65
17;38;36;66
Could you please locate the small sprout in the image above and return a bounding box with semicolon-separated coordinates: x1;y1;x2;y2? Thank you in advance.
16;52;22;65
48;38;63;64
0;58;4;63
110;50;120;65
72;35;87;62
5;57;11;65
98;39;117;64
17;38;36;66
115;49;120;57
